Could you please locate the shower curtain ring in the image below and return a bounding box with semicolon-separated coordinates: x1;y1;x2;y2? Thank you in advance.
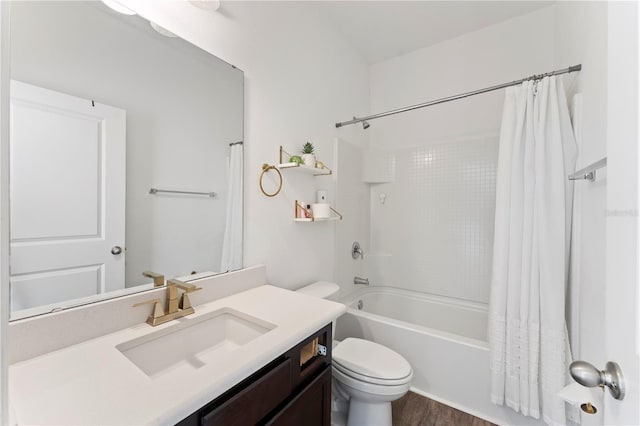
259;163;283;197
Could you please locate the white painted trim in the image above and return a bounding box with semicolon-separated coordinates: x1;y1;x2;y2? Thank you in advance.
0;2;10;423
637;0;640;363
636;1;640;359
604;2;639;424
0;2;11;424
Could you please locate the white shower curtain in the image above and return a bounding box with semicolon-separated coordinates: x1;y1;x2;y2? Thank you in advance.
488;76;577;425
220;143;243;272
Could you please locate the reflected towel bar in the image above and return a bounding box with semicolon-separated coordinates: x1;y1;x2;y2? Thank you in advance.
568;157;607;182
149;188;217;197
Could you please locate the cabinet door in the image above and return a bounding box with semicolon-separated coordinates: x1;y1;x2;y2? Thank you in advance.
201;359;292;426
266;365;331;426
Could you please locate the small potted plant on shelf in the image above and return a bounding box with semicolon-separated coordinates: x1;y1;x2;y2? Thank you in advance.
301;142;316;167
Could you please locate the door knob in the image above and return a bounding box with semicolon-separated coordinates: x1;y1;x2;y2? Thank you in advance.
111;246;123;255
570;360;625;400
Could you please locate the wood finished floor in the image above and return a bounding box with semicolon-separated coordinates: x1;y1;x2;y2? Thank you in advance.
391;392;496;426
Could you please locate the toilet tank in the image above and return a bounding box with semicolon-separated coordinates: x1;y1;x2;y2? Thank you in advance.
296;281;340;299
296;281;341;341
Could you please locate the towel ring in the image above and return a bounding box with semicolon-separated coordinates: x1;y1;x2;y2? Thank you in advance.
259;164;282;197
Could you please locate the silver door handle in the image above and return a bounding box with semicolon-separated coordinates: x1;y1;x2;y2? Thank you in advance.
111;246;123;255
570;360;625;400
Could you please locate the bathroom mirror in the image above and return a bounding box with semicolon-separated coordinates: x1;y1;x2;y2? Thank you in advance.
8;1;244;320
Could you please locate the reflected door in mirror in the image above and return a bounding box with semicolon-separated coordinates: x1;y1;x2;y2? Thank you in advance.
9;80;126;312
8;1;244;319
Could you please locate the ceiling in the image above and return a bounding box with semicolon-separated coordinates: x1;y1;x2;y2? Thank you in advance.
312;1;554;64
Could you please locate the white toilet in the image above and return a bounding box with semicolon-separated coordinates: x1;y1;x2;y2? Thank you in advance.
297;282;413;426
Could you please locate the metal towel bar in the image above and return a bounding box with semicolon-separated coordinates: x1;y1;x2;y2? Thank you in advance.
149;188;217;197
568;157;607;182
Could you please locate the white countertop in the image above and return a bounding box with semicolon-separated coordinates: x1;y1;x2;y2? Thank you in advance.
8;285;346;425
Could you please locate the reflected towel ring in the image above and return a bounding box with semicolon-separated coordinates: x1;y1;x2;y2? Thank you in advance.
259;164;282;197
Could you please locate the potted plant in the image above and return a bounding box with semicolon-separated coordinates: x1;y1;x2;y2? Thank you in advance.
301;142;316;167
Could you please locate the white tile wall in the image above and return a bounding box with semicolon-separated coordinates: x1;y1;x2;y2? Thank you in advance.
368;136;498;304
362;149;395;183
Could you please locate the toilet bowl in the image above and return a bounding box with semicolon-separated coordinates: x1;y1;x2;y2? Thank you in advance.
333;337;413;426
296;282;413;426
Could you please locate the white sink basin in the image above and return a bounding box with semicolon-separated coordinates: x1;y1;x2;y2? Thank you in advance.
116;308;276;378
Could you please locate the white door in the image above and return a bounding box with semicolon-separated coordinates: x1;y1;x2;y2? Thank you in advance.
602;2;639;424
9;80;126;313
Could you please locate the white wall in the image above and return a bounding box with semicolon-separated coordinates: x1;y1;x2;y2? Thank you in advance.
360;7;555;304
0;3;10;421
604;2;639;423
334;138;369;299
119;1;370;288
369;6;556;149
10;2;243;287
554;1;608;365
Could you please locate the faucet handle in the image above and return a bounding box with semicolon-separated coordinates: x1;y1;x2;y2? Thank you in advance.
180;292;198;310
167;279;202;293
167;279;202;311
133;298;164;324
142;271;165;287
352;242;364;259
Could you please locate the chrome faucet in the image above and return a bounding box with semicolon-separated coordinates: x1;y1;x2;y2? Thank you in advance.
354;276;369;286
352;241;364;259
134;278;202;326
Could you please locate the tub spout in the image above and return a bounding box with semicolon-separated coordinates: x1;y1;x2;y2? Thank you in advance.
354;276;369;285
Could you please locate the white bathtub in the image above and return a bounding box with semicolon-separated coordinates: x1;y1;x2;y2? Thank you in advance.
334;286;543;426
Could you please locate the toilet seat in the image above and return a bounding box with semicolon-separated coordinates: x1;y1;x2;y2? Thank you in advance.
332;338;413;386
333;364;412;398
333;361;413;387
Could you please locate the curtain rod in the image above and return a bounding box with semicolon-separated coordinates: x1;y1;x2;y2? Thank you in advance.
335;64;582;129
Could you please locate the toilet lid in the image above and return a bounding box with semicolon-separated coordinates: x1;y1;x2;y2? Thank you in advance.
333;338;412;383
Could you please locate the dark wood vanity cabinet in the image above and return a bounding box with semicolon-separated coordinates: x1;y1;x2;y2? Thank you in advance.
176;324;332;426
266;366;331;426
